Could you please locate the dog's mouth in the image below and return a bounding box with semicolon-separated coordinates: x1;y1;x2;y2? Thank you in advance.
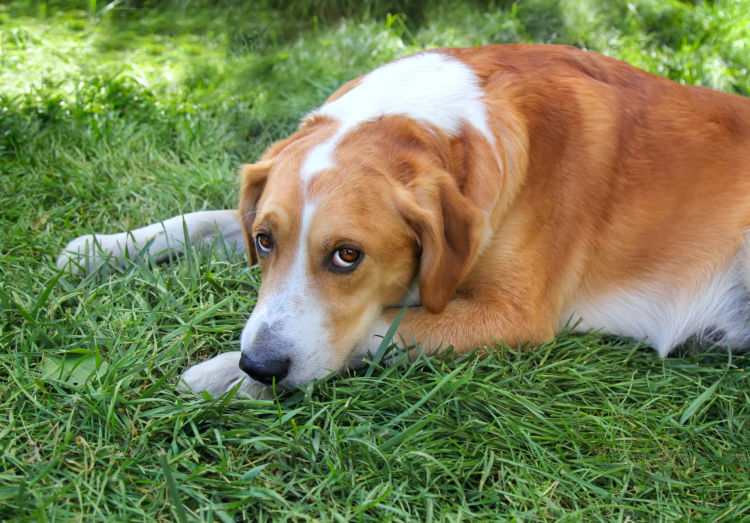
237;341;372;389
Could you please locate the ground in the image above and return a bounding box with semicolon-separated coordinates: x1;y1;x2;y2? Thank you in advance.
1;0;749;520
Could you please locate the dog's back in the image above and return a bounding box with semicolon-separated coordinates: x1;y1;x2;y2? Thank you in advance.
442;45;750;354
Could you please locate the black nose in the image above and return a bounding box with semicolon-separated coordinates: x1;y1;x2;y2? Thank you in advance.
239;351;290;385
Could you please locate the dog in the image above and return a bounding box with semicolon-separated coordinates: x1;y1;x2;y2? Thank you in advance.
57;44;750;398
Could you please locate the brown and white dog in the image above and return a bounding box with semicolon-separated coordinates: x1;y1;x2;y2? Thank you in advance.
58;44;750;397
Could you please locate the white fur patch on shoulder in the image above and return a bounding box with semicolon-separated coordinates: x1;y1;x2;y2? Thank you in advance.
320;52;492;139
301;51;492;182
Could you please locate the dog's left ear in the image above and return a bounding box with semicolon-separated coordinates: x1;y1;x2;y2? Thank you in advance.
238;161;272;265
397;171;488;314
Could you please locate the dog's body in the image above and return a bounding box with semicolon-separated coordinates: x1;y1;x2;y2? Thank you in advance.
58;44;750;397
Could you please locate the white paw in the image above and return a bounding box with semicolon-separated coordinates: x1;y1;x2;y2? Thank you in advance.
56;233;120;275
178;351;270;399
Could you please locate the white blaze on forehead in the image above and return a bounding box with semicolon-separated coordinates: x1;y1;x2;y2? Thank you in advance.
301;135;340;182
301;51;493;182
240;201;335;385
286;201;316;290
242;203;318;324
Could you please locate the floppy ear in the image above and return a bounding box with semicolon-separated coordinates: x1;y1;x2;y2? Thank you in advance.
238;161;271;265
397;171;487;314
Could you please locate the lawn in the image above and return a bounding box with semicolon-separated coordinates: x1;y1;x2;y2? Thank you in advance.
1;0;749;520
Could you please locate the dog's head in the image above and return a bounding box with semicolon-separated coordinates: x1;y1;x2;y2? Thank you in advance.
235;115;488;387
235;52;498;387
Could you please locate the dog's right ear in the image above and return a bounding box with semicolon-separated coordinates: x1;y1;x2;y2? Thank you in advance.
395;170;487;314
238;161;272;265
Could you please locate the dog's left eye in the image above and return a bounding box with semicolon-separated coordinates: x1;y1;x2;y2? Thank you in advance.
331;247;362;270
255;233;273;256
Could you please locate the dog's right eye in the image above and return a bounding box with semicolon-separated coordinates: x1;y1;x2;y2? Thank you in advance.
255;233;273;256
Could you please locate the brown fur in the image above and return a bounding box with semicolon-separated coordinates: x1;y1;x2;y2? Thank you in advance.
242;44;750;358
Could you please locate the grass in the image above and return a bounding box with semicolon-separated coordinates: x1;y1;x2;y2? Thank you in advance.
1;0;749;519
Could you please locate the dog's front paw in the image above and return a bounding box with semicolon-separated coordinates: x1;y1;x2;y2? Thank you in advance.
178;351;270;399
56;233;120;275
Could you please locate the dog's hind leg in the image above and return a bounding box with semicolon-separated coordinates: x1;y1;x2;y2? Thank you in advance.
57;209;246;275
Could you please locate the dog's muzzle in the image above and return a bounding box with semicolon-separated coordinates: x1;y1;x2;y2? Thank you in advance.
238;323;293;385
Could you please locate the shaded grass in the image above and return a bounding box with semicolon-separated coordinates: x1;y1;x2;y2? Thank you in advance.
2;0;750;520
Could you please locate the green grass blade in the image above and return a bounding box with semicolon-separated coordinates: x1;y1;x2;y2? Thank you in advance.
364;306;406;377
679;379;721;425
158;452;188;523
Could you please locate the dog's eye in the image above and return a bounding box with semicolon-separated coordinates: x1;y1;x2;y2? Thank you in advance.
331;247;361;270
255;233;273;256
